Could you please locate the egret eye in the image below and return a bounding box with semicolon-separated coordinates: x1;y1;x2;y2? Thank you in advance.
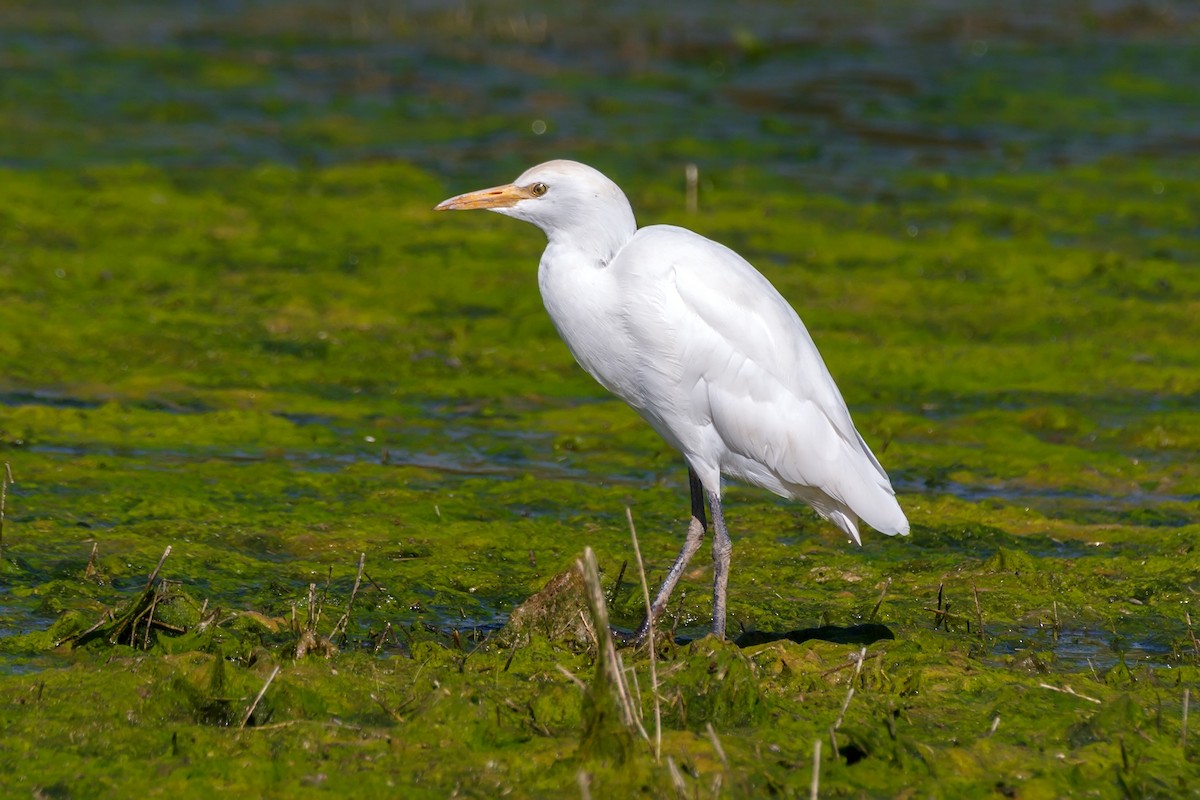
531;182;548;197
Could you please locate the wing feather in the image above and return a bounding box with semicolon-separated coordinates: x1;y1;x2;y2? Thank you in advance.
612;225;907;538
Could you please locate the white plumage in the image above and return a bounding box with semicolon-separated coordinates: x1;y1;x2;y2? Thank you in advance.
436;159;908;640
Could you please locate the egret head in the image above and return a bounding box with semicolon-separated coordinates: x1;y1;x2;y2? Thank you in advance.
435;160;637;258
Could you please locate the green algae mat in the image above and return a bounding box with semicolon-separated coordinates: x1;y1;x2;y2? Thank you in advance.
1;1;1199;797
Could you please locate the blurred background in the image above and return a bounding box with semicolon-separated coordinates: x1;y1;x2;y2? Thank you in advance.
4;0;1198;191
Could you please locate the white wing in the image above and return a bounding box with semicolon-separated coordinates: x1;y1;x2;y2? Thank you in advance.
611;225;908;541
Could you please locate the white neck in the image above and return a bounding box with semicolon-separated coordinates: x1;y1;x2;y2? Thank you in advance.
542;209;636;266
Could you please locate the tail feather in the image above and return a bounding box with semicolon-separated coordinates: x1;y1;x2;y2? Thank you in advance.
795;483;909;545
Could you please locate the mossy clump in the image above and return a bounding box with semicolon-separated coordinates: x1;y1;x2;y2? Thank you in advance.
662;636;764;729
498;564;591;649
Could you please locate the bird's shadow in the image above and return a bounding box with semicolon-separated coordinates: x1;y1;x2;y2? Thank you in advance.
731;623;896;648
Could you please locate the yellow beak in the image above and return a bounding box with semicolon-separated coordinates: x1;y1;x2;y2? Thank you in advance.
434;183;532;211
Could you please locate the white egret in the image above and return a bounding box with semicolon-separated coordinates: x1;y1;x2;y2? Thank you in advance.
435;160;909;641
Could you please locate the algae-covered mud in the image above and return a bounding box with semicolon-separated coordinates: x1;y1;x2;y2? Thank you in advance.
2;1;1199;796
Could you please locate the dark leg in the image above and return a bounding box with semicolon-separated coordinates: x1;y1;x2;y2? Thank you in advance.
707;489;732;640
630;467;707;644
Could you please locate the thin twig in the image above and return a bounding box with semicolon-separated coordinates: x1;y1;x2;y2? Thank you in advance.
987;715;1001;737
307;582;320;630
371;693;401;722
243;719;358;732
241;665;281;728
867;578;891;623
610;649;647;741
972;584;985;642
1038;682;1101;704
58;609;111;648
0;462;12;562
628;507;662;762
810;738;822;800
928;582;970;630
666;756;687;797
363;570;389;595
372;622;394;654
370;692;414;722
578;548;650;745
577;608;596;647
331;552;367;643
706;721;728;769
819;649;881;679
626;661;644;719
142;582;162;649
609;560;627;604
556;663;586;690
502;639;520;672
145;546;172;590
458;628;497;672
1183;688;1190;750
925;605;967;627
84;541;100;581
828;647;867;760
832;647;868;730
685;163;699;214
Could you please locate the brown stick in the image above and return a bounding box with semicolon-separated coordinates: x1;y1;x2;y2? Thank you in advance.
145;546;172;589
867;578;891;624
627;507;661;762
331;552;367;642
84;542;100;581
578;547;649;746
241;665;281;728
142;582;162;649
972;584;985;642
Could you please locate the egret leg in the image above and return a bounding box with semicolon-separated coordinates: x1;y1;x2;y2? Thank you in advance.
630;468;707;644
707;490;732;639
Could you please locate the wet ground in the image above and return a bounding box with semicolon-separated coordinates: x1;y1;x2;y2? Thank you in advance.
1;1;1198;796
